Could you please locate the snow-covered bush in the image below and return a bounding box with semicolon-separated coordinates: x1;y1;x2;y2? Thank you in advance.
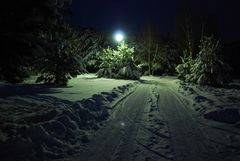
97;42;141;80
176;36;231;86
117;61;141;80
36;24;86;86
175;52;195;81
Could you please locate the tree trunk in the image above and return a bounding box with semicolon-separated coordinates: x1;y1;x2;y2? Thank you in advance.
148;51;151;75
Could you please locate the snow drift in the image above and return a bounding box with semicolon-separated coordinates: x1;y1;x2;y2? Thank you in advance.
177;81;240;127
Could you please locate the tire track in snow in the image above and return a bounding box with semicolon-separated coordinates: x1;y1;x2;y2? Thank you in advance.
74;82;173;161
75;84;150;161
157;82;223;161
115;84;173;161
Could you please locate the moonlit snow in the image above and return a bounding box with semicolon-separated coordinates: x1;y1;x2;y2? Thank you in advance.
0;74;240;161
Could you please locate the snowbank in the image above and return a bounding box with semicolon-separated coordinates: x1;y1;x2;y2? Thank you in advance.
177;81;240;127
0;80;138;161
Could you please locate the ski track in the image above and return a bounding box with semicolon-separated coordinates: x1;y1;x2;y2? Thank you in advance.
72;78;240;161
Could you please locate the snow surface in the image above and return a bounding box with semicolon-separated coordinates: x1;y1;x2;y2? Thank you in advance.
41;74;135;102
1;75;240;161
177;80;240;126
0;74;135;102
0;74;137;161
174;80;240;161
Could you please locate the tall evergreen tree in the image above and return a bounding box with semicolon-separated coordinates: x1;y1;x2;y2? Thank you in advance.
0;0;72;83
36;23;86;86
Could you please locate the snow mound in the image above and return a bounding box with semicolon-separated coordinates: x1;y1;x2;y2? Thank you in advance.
204;108;240;124
177;81;240;126
0;82;138;161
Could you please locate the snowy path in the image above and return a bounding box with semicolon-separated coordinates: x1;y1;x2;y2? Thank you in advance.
76;84;154;161
72;77;240;161
73;82;172;161
157;80;220;161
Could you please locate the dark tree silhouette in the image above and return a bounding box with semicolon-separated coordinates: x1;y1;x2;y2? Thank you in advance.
0;0;72;83
136;23;162;75
135;24;180;76
175;0;219;58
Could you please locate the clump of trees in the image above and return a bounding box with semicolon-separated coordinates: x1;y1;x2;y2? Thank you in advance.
135;25;180;76
176;36;231;86
0;0;233;86
174;0;232;86
97;42;141;80
150;41;180;75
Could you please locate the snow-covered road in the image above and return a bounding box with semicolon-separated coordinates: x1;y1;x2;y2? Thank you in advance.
71;77;240;161
158;79;219;161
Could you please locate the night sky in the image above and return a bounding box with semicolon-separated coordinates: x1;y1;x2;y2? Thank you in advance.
66;0;240;43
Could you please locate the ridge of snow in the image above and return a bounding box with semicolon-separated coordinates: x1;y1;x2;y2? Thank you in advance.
0;81;138;161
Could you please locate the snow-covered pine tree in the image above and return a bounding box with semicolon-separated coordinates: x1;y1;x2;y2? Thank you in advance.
36;24;86;86
176;36;231;86
97;42;141;80
195;36;231;86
